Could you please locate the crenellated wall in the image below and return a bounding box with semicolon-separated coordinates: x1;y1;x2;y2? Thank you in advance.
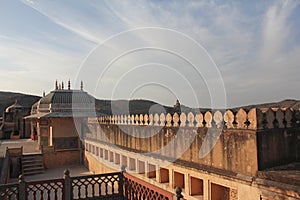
85;107;300;176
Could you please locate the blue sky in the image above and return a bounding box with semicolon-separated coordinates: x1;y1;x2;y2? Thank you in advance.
0;0;299;108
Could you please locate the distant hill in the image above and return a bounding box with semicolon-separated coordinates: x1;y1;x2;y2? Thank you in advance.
95;99;176;115
0;91;299;116
233;99;300;111
0;92;40;114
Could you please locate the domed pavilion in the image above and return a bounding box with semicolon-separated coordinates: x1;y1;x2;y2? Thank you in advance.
25;80;96;151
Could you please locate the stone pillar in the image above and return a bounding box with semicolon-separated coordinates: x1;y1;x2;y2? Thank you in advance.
49;126;53;146
64;169;71;200
185;173;190;196
155;165;160;183
37;121;41;146
169;169;174;189
203;179;210;200
18;175;26;200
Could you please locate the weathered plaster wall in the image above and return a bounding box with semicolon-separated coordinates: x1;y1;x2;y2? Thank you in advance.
43;149;80;168
257;128;300;170
86;124;258;176
84;152;117;174
51;118;79;138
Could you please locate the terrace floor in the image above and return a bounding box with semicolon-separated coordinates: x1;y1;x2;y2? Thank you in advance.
23;165;92;182
0;138;40;157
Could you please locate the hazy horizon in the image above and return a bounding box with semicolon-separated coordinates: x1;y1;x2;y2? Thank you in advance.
0;88;299;110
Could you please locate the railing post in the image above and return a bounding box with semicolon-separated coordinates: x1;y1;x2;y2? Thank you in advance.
18;175;26;200
175;187;184;200
121;166;126;200
64;169;71;200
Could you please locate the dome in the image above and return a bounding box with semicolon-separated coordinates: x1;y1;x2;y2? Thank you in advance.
39;90;94;105
34;89;95;113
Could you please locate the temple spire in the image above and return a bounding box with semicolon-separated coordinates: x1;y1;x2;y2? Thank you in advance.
62;81;64;90
80;81;83;90
68;79;71;90
55;80;58;90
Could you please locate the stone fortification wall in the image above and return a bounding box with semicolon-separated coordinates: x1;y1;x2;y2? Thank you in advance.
85;107;299;175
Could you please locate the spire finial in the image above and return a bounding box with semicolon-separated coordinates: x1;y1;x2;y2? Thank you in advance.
80;81;83;90
55;80;58;90
43;91;45;97
59;83;61;90
68;79;71;90
62;81;64;90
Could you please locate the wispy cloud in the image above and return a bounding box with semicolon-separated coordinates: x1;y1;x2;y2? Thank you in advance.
1;0;299;107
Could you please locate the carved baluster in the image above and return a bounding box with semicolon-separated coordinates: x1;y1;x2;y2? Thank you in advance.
166;113;172;127
180;113;187;127
213;110;223;128
204;111;212;128
275;108;284;128
285;108;293;128
149;114;153;125
224;110;234;129
236;109;247;129
139;114;144;125
187;112;195;127
154;113;159;126
265;108;275;129
135;114;139;125
247;108;257;129
123;115;127;125
195;112;203;127
126;115;130;124
160;113;166;126
173;113;180;127
144;114;149;125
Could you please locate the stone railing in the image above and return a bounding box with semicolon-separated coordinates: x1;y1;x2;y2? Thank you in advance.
0;148;11;184
0;170;181;200
95;107;296;130
0;147;23;184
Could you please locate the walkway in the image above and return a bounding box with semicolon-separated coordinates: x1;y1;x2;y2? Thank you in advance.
0;139;40;157
24;165;92;181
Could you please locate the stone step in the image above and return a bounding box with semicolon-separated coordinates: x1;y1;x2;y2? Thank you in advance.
23;166;44;172
21;154;45;176
22;154;43;157
22;159;43;164
23;169;45;176
22;156;43;160
22;163;44;169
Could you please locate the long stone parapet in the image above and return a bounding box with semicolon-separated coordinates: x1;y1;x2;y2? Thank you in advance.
95;107;297;130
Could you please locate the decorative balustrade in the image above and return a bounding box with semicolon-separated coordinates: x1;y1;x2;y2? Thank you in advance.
123;172;173;200
0;183;19;200
71;172;122;200
96;107;297;130
26;178;64;200
1;171;182;200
